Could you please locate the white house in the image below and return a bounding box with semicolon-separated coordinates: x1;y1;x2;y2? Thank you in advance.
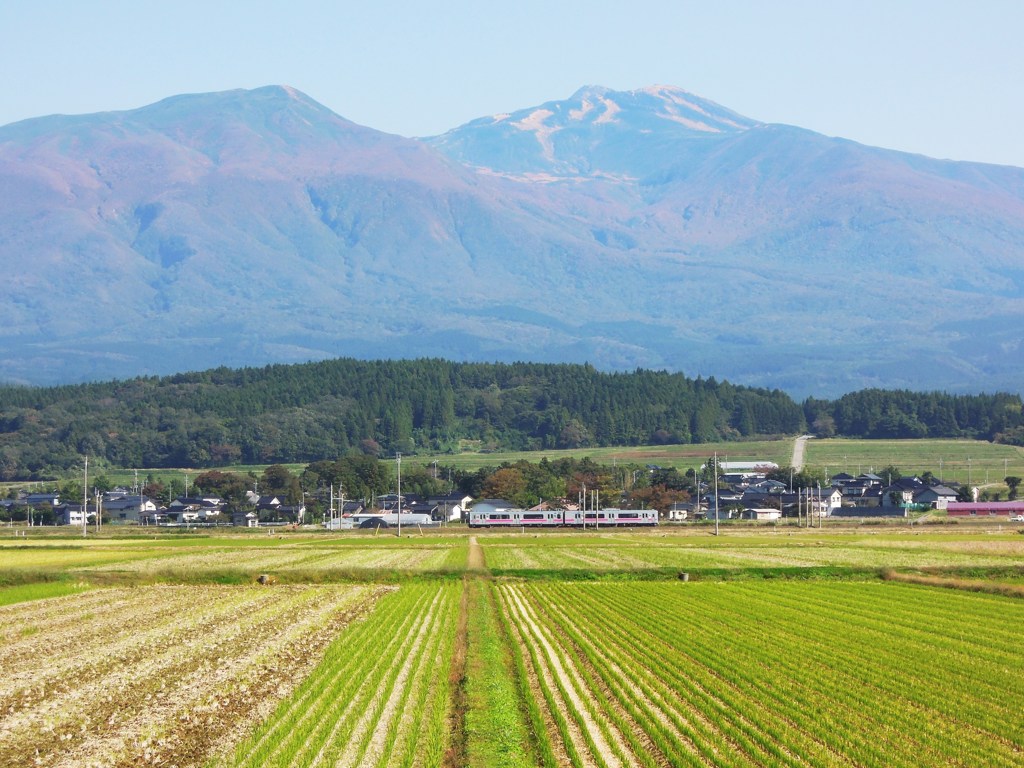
428;493;473;522
103;494;157;523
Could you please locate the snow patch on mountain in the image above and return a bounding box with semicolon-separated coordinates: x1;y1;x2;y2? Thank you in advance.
594;96;621;125
641;84;757;131
512;108;560;159
569;99;595;121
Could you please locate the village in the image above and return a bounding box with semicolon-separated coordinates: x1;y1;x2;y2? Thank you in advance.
5;460;1024;529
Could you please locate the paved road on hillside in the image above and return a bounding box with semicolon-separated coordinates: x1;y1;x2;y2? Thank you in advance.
791;434;813;471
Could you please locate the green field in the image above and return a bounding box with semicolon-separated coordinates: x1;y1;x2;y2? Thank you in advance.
499;579;1024;767
805;437;1024;482
2;525;1023;767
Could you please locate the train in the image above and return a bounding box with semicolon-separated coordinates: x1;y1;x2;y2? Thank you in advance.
468;507;658;528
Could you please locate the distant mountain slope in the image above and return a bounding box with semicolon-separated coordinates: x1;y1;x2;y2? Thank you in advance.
1;85;1023;395
426;84;758;179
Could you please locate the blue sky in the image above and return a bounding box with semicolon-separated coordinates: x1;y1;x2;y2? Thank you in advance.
3;0;1022;166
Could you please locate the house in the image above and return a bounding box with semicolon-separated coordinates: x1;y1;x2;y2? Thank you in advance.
169;495;224;511
428;492;473;522
747;479;787;494
702;491;744;512
54;503;95;526
880;478;961;510
881;477;927;507
913;485;960;509
255;497;304;524
721;473;766;487
377;493;424;511
139;508;169;525
341;500;365;516
821;487;844;514
831;474;887;506
705;506;739;520
26;491;60;507
274;504;306;523
103;494;157;523
164;496;225;524
393;501;438;520
231;509;259;527
740;491;785;511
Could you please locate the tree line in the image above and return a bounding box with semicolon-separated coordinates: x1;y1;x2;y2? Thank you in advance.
0;358;1020;480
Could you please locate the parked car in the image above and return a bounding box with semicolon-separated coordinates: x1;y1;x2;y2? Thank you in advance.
1010;514;1024;522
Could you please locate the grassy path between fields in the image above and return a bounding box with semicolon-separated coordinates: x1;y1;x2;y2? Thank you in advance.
462;579;540;768
458;536;544;767
467;536;486;572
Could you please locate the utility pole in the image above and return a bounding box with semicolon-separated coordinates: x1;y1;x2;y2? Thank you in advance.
396;453;402;538
82;456;88;538
582;483;586;530
714;452;720;536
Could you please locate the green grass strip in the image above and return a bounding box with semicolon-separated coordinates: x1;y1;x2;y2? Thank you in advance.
0;580;92;606
463;579;536;768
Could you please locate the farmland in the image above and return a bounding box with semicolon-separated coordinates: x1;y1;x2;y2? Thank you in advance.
72;435;1024;502
0;582;390;768
498;580;1024;767
804;438;1024;482
2;525;1023;766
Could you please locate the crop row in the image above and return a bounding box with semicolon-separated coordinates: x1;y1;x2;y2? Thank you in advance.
221;580;461;768
498;580;1024;767
484;538;1024;573
0;583;386;768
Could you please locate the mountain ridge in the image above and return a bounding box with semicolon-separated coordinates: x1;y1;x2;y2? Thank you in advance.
1;84;1022;396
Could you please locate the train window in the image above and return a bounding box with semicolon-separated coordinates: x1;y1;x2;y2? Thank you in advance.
523;513;544;520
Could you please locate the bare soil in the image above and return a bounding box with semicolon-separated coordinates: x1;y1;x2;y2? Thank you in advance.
0;584;386;768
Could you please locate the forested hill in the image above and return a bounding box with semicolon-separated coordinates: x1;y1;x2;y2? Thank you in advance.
0;359;1020;480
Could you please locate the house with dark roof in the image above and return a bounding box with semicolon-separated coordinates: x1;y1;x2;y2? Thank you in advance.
54;503;96;526
166;496;225;523
913;485;960;509
428;492;473;522
25;492;60;507
103;494;156;523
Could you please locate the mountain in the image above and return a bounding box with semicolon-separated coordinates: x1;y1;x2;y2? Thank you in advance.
1;84;1023;396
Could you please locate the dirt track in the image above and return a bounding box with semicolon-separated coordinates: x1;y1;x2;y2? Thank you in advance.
467;536;486;572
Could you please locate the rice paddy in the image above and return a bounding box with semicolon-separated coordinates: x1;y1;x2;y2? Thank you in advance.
2;522;1022;766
